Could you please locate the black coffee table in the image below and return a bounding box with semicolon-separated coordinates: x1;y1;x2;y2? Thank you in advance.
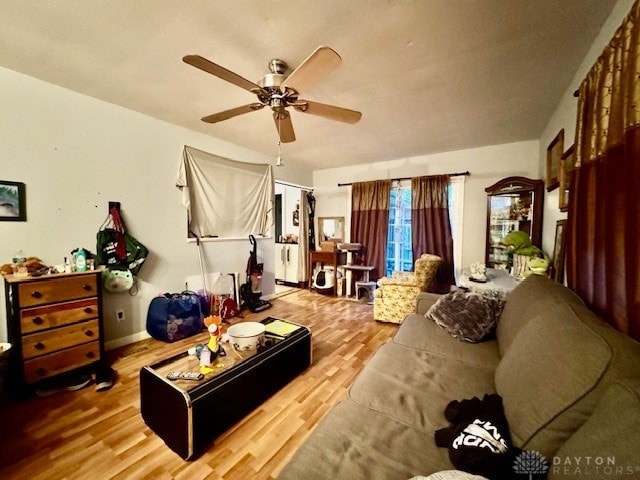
139;317;312;459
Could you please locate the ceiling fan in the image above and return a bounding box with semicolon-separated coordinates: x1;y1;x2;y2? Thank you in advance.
182;46;362;143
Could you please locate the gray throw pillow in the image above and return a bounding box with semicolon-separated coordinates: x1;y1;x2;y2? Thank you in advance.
427;290;504;343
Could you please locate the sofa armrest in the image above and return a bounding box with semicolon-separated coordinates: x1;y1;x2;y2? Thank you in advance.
415;292;441;315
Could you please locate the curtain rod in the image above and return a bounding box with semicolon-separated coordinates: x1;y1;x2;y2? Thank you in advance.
275;179;313;190
337;170;470;187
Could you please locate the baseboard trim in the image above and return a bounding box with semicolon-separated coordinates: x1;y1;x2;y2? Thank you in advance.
105;330;151;351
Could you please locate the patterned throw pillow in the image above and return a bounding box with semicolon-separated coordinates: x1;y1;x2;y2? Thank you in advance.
427;290;505;343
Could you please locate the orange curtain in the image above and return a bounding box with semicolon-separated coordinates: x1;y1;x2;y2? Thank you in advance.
351;180;391;282
567;0;640;340
411;175;454;293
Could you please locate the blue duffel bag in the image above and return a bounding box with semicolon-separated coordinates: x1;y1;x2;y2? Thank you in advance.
146;291;203;342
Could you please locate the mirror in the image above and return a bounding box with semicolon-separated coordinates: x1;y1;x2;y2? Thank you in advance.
485;177;544;269
318;217;345;244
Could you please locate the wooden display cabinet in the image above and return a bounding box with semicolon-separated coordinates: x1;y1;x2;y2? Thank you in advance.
485;177;544;269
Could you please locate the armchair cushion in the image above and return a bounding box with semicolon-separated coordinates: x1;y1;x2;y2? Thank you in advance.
427;290;504;343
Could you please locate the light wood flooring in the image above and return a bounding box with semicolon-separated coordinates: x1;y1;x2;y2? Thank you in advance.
0;289;398;480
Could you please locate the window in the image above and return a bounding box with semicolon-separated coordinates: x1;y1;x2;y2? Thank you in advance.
384;178;464;279
385;185;412;276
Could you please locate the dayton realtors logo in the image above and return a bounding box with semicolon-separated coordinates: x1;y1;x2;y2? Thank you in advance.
552;456;640;476
513;451;549;479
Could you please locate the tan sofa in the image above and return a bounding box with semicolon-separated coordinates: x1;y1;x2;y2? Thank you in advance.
279;275;640;479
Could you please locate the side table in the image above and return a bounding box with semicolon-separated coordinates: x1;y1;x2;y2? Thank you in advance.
459;267;520;297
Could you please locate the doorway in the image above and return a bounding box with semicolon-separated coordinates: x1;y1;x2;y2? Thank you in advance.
274;182;311;297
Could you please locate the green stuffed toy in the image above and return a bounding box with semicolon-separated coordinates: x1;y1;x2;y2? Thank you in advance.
503;230;542;257
527;257;549;276
502;230;548;277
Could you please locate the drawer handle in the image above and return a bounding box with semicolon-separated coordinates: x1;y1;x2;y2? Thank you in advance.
84;307;94;314
33;316;44;325
34;342;46;350
86;351;96;359
31;291;43;299
36;367;47;376
82;284;93;291
85;330;94;337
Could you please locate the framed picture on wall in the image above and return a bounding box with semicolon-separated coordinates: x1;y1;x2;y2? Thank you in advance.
559;144;575;212
0;180;26;221
546;129;564;192
552;219;567;283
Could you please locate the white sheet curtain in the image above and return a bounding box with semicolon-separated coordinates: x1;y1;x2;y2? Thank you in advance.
176;146;274;238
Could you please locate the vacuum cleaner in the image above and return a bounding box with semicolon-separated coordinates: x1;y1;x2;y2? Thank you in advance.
240;235;271;313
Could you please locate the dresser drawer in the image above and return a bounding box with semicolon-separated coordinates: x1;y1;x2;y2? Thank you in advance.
18;274;98;307
22;319;100;360
20;298;99;334
23;341;100;384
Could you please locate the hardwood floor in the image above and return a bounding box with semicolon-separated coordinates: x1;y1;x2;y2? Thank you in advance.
0;289;398;480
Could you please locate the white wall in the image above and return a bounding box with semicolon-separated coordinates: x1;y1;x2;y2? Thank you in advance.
0;66;311;347
312;140;540;270
538;0;635;256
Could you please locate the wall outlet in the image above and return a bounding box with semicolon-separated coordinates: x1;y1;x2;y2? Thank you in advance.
116;309;125;322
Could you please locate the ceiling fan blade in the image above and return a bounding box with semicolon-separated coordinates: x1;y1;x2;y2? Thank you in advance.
284;46;342;93
293;100;362;124
183;55;265;94
201;103;264;124
273;111;296;143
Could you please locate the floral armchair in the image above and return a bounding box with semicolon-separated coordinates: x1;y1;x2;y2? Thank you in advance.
373;253;441;324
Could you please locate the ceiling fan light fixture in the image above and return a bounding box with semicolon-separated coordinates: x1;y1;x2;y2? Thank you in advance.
184;46;361;142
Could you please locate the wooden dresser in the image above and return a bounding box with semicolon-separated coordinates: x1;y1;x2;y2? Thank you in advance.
3;270;104;390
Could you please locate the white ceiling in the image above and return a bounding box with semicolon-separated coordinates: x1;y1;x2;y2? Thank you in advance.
0;0;616;170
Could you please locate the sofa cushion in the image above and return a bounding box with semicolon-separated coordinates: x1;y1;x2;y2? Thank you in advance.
494;309;610;458
496;275;584;357
427;290;504;343
548;380;640;479
394;313;501;368
349;342;496;434
277;399;451;480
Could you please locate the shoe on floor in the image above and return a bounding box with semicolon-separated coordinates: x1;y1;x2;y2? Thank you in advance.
36;373;92;397
95;365;114;392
